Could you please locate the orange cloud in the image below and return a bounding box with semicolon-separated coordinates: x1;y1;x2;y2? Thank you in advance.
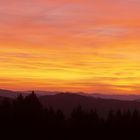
0;0;139;94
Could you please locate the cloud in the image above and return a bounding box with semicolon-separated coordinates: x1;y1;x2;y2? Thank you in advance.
0;0;139;93
75;26;129;39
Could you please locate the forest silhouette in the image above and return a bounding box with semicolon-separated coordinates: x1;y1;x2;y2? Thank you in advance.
0;91;140;140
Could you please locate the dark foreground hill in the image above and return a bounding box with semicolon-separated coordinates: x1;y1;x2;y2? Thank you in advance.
1;89;140;117
39;93;140;117
0;92;140;140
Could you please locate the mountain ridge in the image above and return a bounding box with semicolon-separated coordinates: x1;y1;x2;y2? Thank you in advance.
0;88;140;101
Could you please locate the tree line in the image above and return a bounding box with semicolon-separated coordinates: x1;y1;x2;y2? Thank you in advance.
0;91;140;140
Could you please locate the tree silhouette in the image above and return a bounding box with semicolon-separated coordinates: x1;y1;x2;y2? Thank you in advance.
0;92;139;139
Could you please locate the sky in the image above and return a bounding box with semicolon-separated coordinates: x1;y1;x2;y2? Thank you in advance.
0;0;140;94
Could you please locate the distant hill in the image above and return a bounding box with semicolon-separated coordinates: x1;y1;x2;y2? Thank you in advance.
0;89;55;98
39;93;140;117
1;88;140;101
1;89;140;117
0;89;19;98
22;90;61;96
90;93;140;101
0;89;64;98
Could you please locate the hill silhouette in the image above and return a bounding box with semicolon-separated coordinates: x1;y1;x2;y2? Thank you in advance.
1;89;140;117
0;92;139;140
0;89;19;98
39;93;140;117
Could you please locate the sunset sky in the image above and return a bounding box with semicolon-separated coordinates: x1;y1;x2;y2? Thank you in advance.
0;0;140;94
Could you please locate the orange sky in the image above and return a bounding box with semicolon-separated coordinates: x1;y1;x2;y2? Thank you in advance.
0;0;140;94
